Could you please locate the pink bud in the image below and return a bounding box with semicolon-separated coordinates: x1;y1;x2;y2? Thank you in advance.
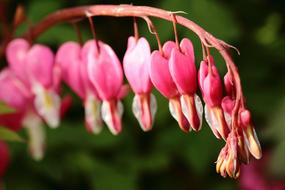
203;72;223;107
85;40;125;135
123;37;157;131
123;36;152;94
6;38;30;84
25;44;55;88
221;96;235;115
198;60;208;95
0;69;31;111
169;38;196;95
240;109;252;127
224;71;235;97
86;40;124;100
149;41;178;98
56;42;85;99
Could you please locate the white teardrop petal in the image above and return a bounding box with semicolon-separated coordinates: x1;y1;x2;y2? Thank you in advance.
132;95;143;128
150;93;157;120
33;84;60;128
181;96;189;120
194;94;203;130
169;100;178;121
23;112;45;161
101;101;123;135
224;112;232;129
205;105;221;139
85;94;103;134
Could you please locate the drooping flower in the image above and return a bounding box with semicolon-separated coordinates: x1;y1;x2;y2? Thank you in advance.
56;41;102;134
6;38;61;128
149;41;190;132
222;72;262;160
123;36;157;131
85;40;128;135
0;68;45;160
216;130;240;178
168;38;203;131
198;56;229;139
0;38;65;160
239;109;262;159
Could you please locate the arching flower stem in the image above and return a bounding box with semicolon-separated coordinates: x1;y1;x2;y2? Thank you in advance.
20;4;243;131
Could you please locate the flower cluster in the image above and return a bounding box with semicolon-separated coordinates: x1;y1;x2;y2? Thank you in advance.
0;26;261;179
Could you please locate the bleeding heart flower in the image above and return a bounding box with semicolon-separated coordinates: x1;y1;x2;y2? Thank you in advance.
86;40;128;135
149;41;190;132
198;56;229;139
56;41;102;134
169;38;203;131
239;109;262;159
6;38;61;128
123;36;157;131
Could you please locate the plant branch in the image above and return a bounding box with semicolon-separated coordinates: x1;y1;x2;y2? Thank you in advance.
22;4;243;120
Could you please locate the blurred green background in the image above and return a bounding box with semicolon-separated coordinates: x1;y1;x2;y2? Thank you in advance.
1;0;285;189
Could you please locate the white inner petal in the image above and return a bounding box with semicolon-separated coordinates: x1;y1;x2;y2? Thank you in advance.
132;95;143;128
150;93;157;120
23;111;45;161
132;93;157;129
101;100;123;135
85;94;102;134
194;94;203;130
205;105;220;139
169;101;178;121
33;84;60;128
224;112;232;129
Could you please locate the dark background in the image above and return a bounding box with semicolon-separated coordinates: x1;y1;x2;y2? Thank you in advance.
1;0;285;189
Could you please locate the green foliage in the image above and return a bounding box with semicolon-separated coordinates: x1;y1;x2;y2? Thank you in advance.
0;101;15;114
0;127;24;142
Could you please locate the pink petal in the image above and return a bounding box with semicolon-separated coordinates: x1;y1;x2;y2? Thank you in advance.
169;46;197;94
198;60;208;94
180;38;195;63
101;100;123;135
26;44;54;88
86;40;123;100
117;84;130;99
56;42;85;98
0;69;31;110
203;71;223;107
163;41;176;58
132;93;157;131
123;36;152;94
149;50;178;98
6;38;30;82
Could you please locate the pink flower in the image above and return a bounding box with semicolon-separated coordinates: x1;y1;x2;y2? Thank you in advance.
149;41;190;132
85;40;128;135
123;36;157;131
198;56;229;139
169;38;202;131
6;38;61;128
56;41;102;134
0;38;64;160
239;109;262;159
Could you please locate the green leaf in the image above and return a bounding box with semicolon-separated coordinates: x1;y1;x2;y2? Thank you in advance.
0;101;15;114
0;127;25;142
